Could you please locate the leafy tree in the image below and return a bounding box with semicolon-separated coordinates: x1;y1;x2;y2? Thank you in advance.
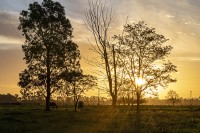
117;79;133;106
18;0;81;111
66;74;97;111
115;21;177;115
166;90;180;106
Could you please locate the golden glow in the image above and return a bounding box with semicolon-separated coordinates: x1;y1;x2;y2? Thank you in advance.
135;77;145;86
1;0;200;99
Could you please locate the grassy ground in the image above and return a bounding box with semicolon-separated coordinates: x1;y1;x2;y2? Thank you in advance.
0;105;200;133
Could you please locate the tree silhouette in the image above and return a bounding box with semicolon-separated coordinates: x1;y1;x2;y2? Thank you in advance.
166;90;180;106
0;93;18;103
18;0;81;111
65;74;97;111
85;0;124;108
115;21;177;115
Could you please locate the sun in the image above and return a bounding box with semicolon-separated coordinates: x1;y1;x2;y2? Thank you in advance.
136;77;145;86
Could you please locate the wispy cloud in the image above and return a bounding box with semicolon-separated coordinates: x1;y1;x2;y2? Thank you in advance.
1;10;19;16
190;33;195;36
176;57;200;62
165;14;175;18
0;35;22;50
67;16;84;25
0;44;21;50
0;0;200;53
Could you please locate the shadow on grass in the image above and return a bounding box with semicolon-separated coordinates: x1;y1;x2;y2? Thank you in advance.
0;105;200;133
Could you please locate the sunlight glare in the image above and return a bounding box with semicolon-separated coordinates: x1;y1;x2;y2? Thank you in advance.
136;77;145;86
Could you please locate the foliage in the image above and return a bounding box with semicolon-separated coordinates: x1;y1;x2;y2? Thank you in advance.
166;90;180;106
114;21;177;114
18;0;81;111
65;74;97;111
0;94;18;103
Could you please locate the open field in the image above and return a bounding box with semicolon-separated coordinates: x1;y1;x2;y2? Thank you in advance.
0;105;200;133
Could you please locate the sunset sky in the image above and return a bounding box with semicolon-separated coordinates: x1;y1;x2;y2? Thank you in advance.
0;0;200;99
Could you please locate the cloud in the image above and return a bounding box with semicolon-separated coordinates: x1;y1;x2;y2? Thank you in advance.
0;0;200;53
0;12;22;40
190;33;195;36
0;44;21;50
1;10;19;16
165;15;175;18
67;16;84;25
176;57;200;62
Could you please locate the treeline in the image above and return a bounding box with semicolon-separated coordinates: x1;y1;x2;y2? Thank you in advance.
1;93;200;106
0;93;20;105
117;97;200;106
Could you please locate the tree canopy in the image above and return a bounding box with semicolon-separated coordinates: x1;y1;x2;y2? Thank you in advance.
66;74;97;111
114;21;177;114
166;90;180;106
18;0;81;111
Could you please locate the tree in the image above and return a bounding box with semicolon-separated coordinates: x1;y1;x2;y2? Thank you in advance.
0;93;18;104
115;21;177;115
85;0;123;108
18;0;81;111
166;90;180;106
66;74;97;111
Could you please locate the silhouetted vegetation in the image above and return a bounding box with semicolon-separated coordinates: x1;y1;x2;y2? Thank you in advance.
18;0;81;111
64;74;97;111
78;101;84;111
49;102;58;109
114;21;177;116
85;1;177;113
0;94;19;105
1;93;200;107
85;0;120;108
166;90;180;106
7;0;199;132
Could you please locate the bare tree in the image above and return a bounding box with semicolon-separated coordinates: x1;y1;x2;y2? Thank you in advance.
85;0;121;107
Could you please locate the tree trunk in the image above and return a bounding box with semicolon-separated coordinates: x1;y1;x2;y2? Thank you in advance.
136;91;141;131
104;50;115;108
46;49;51;111
136;91;140;116
75;99;78;112
98;96;100;106
128;93;130;106
73;81;77;112
122;97;125;106
112;95;117;108
112;45;118;108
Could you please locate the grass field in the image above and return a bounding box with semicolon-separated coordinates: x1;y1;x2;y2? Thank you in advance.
0;105;200;133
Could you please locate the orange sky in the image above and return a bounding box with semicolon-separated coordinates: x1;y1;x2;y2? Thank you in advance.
0;0;200;99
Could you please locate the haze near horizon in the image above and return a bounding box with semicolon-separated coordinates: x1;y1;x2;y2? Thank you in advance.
0;0;200;99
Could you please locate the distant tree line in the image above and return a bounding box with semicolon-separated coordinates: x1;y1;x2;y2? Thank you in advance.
0;93;19;105
1;93;200;106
